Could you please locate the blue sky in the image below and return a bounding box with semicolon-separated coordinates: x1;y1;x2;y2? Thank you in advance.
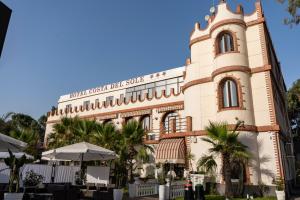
0;0;299;119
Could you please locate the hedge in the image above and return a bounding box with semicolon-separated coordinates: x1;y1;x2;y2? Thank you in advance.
175;196;276;200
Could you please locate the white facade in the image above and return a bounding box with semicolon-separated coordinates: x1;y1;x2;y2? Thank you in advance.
45;1;295;187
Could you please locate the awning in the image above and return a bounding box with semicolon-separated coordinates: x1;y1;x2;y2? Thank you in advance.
155;138;186;164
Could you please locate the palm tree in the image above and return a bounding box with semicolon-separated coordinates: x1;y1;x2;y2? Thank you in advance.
9;128;39;158
187;151;196;172
74;119;98;143
121;120;153;183
197;120;250;198
89;122;120;151
47;116;81;148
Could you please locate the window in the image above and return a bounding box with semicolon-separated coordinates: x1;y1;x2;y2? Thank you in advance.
140;115;151;131
103;119;113;125
125;117;135;124
124;77;183;101
221;79;238;108
106;96;114;105
95;99;99;106
83;101;90;109
217;32;234;54
66;104;72;110
163;112;179;133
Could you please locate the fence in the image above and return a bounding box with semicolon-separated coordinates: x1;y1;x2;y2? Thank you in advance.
0;162;80;184
170;184;184;199
129;181;185;199
136;183;158;197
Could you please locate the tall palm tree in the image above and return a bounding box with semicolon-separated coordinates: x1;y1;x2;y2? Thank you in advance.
9;128;40;158
75;119;98;143
47;116;82;148
89;122;120;151
121;120;153;183
197;120;250;198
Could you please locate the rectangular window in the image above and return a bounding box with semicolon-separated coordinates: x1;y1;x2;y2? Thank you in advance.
156;80;166;87
83;101;90;109
66;104;72;110
148;88;154;98
106;96;114;105
119;94;124;103
95;99;99;106
155;86;165;96
166;78;177;85
146;83;155;89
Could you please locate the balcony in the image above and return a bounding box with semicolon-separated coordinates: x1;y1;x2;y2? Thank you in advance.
143;116;192;143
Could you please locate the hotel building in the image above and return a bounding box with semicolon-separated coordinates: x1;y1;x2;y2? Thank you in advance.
45;1;295;188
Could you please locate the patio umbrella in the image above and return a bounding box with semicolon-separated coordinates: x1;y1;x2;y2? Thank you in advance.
0;152;33;159
0;133;27;152
41;142;116;161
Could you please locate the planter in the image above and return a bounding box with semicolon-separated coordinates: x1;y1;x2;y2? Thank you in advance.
128;183;136;198
159;185;166;200
134;177;141;184
113;188;123;200
4;193;24;200
275;190;285;200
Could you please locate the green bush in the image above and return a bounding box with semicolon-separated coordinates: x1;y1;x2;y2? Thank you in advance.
232;197;276;200
175;195;225;200
176;196;276;200
205;195;226;200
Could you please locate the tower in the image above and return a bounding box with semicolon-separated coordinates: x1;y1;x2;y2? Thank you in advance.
183;1;295;187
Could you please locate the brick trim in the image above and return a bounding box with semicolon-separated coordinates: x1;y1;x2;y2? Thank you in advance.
272;132;284;178
189;18;265;48
159;124;280;139
182;77;212;92
212;65;251;78
217;76;245;111
47;101;184;124
182;65;272;93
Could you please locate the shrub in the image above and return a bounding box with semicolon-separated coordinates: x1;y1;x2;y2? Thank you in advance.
23;170;44;187
205;195;226;200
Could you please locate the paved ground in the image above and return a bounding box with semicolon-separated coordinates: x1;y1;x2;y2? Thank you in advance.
127;195;158;200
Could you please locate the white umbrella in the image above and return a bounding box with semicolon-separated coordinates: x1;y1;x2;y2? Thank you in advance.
0;133;27;152
41;142;116;161
0;152;33;159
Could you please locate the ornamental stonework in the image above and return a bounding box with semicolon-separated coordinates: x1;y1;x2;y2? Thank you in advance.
120;109;152;118
157;104;184;113
98;114;118;120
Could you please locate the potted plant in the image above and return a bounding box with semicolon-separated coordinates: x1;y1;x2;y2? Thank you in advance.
3;149;26;200
275;178;285;200
158;174;167;200
158;165;167;200
113;159;126;200
23;170;44;188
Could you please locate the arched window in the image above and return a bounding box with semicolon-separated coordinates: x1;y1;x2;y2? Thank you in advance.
103;119;113;125
140;115;151;131
217;32;234;54
221;79;239;108
125;117;135;124
163;112;179;133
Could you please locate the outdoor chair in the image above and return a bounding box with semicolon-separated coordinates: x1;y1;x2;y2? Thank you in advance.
46;184;66;200
0;184;8;200
92;188;113;200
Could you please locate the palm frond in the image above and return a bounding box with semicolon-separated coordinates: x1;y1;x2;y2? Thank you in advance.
197;154;217;173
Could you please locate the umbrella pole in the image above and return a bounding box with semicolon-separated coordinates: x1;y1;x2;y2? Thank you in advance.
80;153;84;184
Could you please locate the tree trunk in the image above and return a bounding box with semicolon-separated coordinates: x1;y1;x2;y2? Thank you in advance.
222;154;232;198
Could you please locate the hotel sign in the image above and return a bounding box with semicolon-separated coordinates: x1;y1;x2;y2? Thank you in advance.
69;77;145;99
